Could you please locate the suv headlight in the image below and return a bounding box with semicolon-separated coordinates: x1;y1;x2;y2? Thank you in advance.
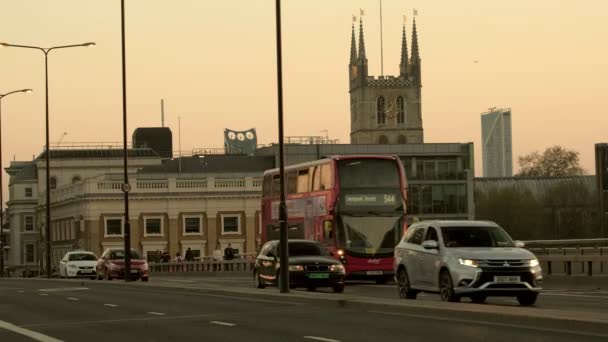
528;259;540;267
288;265;304;272
330;264;345;273
458;259;479;268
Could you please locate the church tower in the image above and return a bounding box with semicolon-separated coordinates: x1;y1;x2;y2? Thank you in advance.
349;17;424;144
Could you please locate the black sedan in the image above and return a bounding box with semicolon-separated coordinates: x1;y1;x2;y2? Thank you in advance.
254;239;346;293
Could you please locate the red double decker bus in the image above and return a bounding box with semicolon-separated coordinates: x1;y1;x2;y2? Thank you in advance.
261;155;407;283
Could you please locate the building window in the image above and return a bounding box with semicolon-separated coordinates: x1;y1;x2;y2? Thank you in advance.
377;96;386;125
25;244;35;263
24;216;34;232
183;215;203;235
25;187;33;198
105;217;124;237
221;214;241;235
397;135;407;144
397;96;405;124
378;135;389;144
49;176;57;190
144;216;163;237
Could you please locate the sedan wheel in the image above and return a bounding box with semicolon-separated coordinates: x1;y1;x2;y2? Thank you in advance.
397;268;417;299
439;270;460;303
254;270;265;289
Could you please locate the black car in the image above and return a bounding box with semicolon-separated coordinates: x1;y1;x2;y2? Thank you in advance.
254;240;346;293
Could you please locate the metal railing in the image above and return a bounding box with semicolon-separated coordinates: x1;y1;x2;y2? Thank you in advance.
149;259;255;273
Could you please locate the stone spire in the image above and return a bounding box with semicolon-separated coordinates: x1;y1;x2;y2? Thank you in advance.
400;24;409;77
358;17;367;62
410;17;420;64
350;23;357;64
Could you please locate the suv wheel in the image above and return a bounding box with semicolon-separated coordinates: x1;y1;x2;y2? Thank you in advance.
439;270;460;303
517;293;538;306
397;268;417;299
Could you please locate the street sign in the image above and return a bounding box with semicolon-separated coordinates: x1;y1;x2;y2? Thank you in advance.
121;183;131;193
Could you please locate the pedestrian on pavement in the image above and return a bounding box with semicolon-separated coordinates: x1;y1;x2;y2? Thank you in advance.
224;243;234;261
161;250;170;263
185;248;194;262
175;252;183;262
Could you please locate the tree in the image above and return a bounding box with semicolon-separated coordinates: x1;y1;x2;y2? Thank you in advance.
517;145;585;177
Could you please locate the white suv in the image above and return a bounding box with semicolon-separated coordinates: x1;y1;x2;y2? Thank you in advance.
394;220;542;306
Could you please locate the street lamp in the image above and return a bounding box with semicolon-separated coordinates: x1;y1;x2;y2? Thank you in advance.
1;41;95;278
0;88;32;278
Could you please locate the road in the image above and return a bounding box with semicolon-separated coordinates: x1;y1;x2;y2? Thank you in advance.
149;274;608;314
1;278;608;342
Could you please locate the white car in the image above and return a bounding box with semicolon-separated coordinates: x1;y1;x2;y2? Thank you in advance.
59;251;99;279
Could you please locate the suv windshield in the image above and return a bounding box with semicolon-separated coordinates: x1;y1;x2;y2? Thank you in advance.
68;253;97;261
441;226;514;248
338;214;403;255
109;250;141;260
282;242;329;257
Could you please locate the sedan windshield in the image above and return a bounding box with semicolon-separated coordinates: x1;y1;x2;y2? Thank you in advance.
68;253;97;261
110;250;141;260
441;226;514;248
283;242;329;257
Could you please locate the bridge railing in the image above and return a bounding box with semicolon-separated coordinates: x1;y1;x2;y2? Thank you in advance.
148;259;256;273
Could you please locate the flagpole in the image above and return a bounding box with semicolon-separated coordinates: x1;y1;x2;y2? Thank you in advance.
379;0;384;76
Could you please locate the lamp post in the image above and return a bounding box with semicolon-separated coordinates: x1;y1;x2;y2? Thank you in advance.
1;42;95;278
274;0;289;293
0;89;32;278
120;0;132;281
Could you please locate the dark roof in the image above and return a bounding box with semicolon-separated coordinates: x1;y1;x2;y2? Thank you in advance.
7;162;37;182
36;148;160;160
139;155;275;174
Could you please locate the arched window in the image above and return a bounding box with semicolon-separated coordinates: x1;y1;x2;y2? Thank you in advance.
49;176;57;190
398;135;407;144
377;96;386;125
378;135;389;144
397;96;406;124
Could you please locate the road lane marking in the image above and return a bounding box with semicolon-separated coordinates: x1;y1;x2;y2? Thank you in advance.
147;312;166;316
39;293;49;296
104;304;118;307
210;321;236;327
0;319;63;342
67;297;79;301
18;290;25;293
369;310;608;339
39;287;89;292
304;336;341;342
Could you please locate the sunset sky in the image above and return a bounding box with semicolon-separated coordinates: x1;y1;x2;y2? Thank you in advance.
1;0;607;185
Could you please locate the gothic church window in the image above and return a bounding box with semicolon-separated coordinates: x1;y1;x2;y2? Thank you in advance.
377;96;386;125
397;96;405;124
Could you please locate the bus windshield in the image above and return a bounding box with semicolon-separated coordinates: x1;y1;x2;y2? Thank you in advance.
337;214;403;255
338;159;400;189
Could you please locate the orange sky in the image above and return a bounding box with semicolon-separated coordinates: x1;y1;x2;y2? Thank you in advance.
1;0;607;187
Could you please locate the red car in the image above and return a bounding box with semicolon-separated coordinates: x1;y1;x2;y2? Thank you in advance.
96;248;149;282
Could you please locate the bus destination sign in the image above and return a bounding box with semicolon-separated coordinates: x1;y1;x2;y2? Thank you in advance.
344;194;397;206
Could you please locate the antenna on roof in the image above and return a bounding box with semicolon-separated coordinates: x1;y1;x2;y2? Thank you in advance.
161;99;165;127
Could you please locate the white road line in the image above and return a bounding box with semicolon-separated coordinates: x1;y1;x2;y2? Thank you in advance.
67;297;79;301
17;290;24;293
103;304;118;307
210;321;236;327
303;336;341;342
147;312;166;316
39;293;49;296
0;319;63;342
38;287;89;292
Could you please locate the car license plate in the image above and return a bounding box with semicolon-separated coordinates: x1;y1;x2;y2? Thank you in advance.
366;271;383;275
494;276;520;283
130;270;139;274
308;273;329;279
